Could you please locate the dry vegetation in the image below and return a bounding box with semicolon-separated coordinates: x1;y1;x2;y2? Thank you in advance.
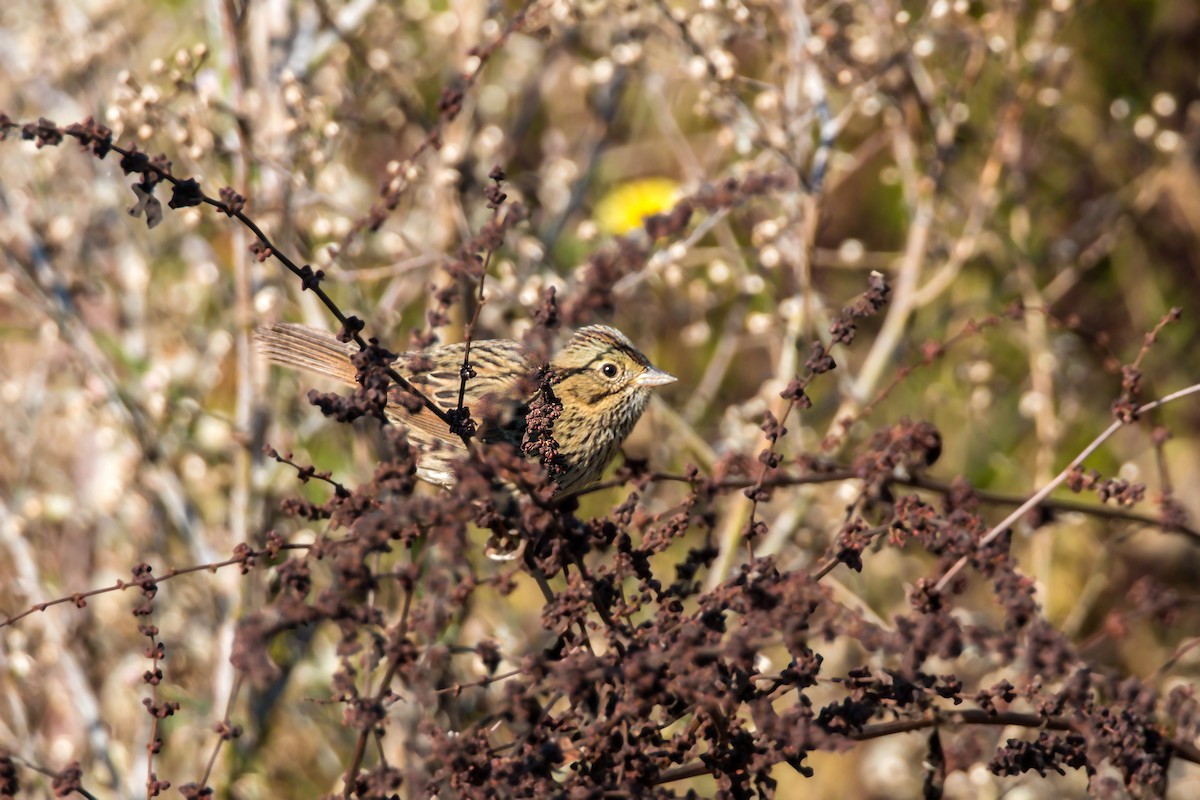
3;0;1200;797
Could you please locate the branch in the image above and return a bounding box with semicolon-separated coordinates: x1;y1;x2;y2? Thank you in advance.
935;382;1200;593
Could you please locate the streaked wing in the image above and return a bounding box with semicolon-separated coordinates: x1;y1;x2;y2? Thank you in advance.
385;339;534;453
257;324;535;481
402;340;533;408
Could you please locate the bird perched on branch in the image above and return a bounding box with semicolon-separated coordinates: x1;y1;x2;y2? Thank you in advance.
255;323;675;496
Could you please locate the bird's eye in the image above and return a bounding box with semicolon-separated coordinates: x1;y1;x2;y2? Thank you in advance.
600;362;619;379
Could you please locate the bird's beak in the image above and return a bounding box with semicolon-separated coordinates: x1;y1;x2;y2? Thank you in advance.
635;366;677;387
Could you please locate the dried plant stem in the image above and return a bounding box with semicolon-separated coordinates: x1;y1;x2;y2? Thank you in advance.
836;124;930;440
0;502;125;793
909;100;1017;307
1;543;309;629
898;474;1200;543
215;2;255;782
342;585;414;797
645;401;719;473
653;707;1200;787
1016;257;1062;589
935;382;1200;593
196;673;244;789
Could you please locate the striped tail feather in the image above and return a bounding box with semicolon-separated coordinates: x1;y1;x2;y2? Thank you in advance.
254;323;358;386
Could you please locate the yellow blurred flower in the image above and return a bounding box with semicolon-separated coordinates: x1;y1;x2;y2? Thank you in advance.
593;177;681;236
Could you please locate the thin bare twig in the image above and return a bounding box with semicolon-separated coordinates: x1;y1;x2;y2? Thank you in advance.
935;382;1200;593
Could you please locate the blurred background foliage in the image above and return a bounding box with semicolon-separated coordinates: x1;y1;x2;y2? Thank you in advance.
2;0;1200;796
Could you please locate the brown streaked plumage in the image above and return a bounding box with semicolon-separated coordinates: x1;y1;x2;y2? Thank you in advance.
254;323;675;495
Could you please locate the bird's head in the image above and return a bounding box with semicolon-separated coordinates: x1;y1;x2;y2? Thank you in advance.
549;325;675;420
